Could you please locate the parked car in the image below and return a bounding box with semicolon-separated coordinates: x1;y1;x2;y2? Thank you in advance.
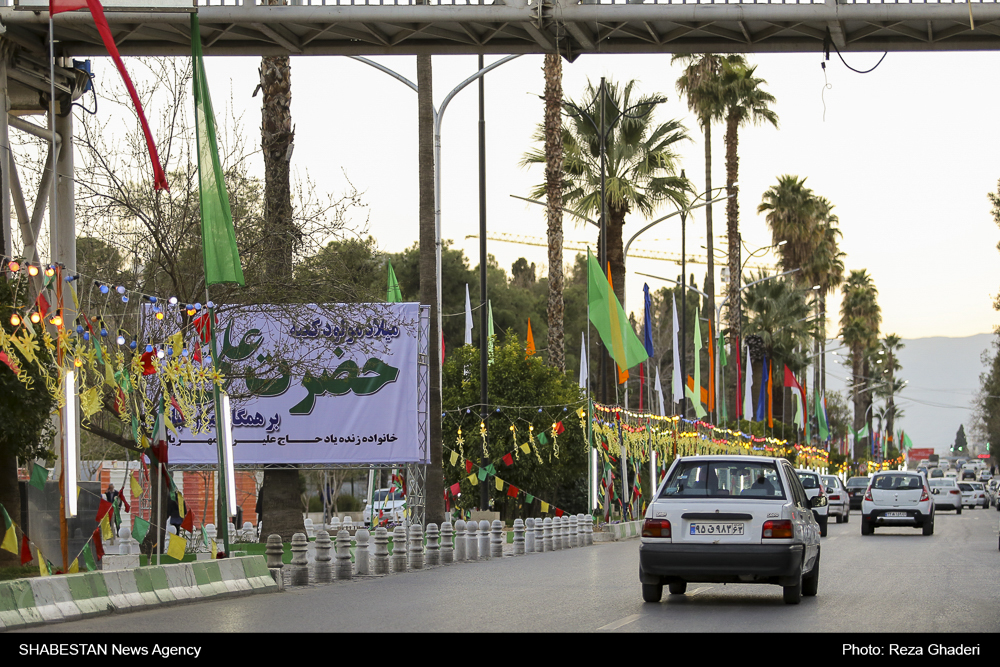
846;477;870;510
927;478;963;513
795;470;830;536
821;475;850;524
363;488;406;527
861;471;934;535
959;481;989;509
987;479;1000;508
639;455;824;605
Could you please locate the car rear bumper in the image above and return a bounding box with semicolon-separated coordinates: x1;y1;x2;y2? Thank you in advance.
639;542;805;583
828;503;848;517
865;509;932;527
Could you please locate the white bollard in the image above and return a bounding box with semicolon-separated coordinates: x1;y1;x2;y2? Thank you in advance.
335;530;353;580
391;526;408;572
425;523;440;566
373;527;390;575
525;518;535;553
543;517;553;552
479;520;491;560
314;530;333;583
490;520;504;558
454;520;466;562
407;523;424;570
513;519;525;556
534;517;544;552
355;529;371;576
568;515;578;548
585;514;594;546
440;522;454;565
552;516;562;550
290;533;310;586
466;520;478;561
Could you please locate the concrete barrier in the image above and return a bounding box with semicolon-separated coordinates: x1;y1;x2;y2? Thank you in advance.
593;520;644;542
0;555;278;631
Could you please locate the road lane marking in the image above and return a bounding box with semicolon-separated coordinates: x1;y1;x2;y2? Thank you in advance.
598;614;641;631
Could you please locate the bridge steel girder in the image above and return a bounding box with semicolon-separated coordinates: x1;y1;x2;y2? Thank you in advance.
3;3;1000;59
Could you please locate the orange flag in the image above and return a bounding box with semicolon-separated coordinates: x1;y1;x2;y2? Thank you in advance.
526;318;536;357
707;319;715;413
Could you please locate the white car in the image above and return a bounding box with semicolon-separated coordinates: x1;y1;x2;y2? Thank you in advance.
927;478;963;513
861;471;934;536
363;488;406;527
639;455;824;605
821;475;850;524
958;481;989;509
795;470;830;536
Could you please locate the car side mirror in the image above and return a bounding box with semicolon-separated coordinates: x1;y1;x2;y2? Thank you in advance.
810;495;828;508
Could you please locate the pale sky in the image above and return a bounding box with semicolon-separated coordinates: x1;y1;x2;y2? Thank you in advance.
191;49;1000;343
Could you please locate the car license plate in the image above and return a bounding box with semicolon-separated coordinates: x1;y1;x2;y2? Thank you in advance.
690;522;744;535
885;512;906;517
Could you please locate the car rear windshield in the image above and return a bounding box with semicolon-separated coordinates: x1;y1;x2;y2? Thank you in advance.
928;479;954;487
846;478;869;488
371;490;403;502
796;472;820;489
872;474;923;490
660;460;785;499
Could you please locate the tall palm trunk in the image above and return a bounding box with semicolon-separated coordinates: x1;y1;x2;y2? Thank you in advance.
257;0;304;542
417;52;444;526
544;53;565;373
725;113;741;364
702;122;715;341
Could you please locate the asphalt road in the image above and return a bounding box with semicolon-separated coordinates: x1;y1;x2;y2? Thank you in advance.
11;508;1000;636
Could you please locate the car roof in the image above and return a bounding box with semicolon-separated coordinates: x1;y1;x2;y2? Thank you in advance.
795;469;820;476
676;455;785;463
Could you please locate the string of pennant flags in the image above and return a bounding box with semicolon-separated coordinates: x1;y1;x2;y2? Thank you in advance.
1;464;218;576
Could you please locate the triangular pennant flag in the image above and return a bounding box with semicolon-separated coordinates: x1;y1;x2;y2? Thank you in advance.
29;463;48;490
130;470;143;499
1;504;17;555
181;509;194;533
386;260;402;303
100;514;114;541
38;551;49;577
464;284;473;346
526;318;536;357
579;332;588;390
68;559;79;574
502;452;513;467
91;529;104;561
20;534;32;565
465;459;474;474
96;499;113;523
132;517;150;544
83;543;97;571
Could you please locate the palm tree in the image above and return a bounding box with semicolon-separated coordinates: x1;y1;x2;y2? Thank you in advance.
522;79;691;312
874;334;905;452
258;0;304;541
839;269;882;459
673;54;724;330
801;198;845;395
543;53;565;373
720;58;778;348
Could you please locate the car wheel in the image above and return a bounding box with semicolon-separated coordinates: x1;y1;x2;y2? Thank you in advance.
783;575;803;604
642;583;663;603
844;510;850;524
668;581;687;595
957;506;962;515
818;515;828;537
922;519;934;536
861;518;872;535
803;555;820;597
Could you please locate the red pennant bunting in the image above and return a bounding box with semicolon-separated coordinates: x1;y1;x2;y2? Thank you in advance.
92;529;104;561
0;351;20;374
35;292;50;317
449;482;461;496
465;459;473;474
120;494;131;514
140;351;157;375
554;421;565;435
192;312;217;344
20;534;31;565
170;395;185;421
502;453;513;467
506;485;519;498
555;508;564;517
181;509;194;532
96;499;113;522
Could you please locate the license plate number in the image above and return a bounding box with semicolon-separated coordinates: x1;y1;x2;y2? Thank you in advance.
690;522;744;535
885;512;906;517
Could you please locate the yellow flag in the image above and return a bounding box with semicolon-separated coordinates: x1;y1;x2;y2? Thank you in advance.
467;473;478;486
38;551;48;576
210;539;217;559
166;532;187;561
176;492;185;517
520;442;531;454
68;559;79;574
495;477;504;492
100;514;113;541
130;471;143;499
540;501;549;513
449;451;459;466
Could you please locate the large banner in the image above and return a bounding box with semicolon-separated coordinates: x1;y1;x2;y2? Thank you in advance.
166;302;428;465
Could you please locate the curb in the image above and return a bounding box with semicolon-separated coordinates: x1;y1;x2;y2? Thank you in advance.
0;556;278;631
593;520;644;542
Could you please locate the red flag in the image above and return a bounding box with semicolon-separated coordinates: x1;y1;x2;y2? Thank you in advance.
140;351;157;375
35;292;50;317
192;312;216;344
170;395;185;421
0;351;20;375
449;482;461;496
554;421;565;435
465;459;473;474
51;0;169;190
20;534;31;565
506;485;519;498
502;453;513;467
96;499;113;522
555;508;564;517
181;509;194;532
92;528;104;561
120;494;130;514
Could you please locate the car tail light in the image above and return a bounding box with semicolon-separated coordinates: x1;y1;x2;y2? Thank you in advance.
920;489;930;502
762;520;793;539
864;487;873;502
828;494;841;501
642;518;671;538
950;489;960;495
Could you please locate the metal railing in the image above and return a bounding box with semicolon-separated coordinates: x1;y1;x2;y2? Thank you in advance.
192;0;1000;6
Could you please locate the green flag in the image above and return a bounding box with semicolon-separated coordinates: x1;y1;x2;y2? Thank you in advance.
816;390;829;441
192;14;245;287
132;516;151;544
585;250;649;371
29;463;48;490
685;307;706;419
487;300;495;364
386;261;402;303
83;543;97;571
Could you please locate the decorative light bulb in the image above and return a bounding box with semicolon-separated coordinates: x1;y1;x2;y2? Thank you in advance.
155;310;164;320
116;286;126;294
145;343;153;353
27;265;39;277
117;335;125;345
156;348;165;359
7;260;19;272
74;358;82;368
10;313;21;326
100;284;109;295
29;312;41;324
44;266;55;277
50;314;63;326
168;297;178;305
129;341;137;350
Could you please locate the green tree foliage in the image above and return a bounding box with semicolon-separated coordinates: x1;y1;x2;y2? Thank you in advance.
953;424;968;455
441;335;587;519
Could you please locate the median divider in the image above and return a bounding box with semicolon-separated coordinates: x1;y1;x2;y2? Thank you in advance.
0;555;278;631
